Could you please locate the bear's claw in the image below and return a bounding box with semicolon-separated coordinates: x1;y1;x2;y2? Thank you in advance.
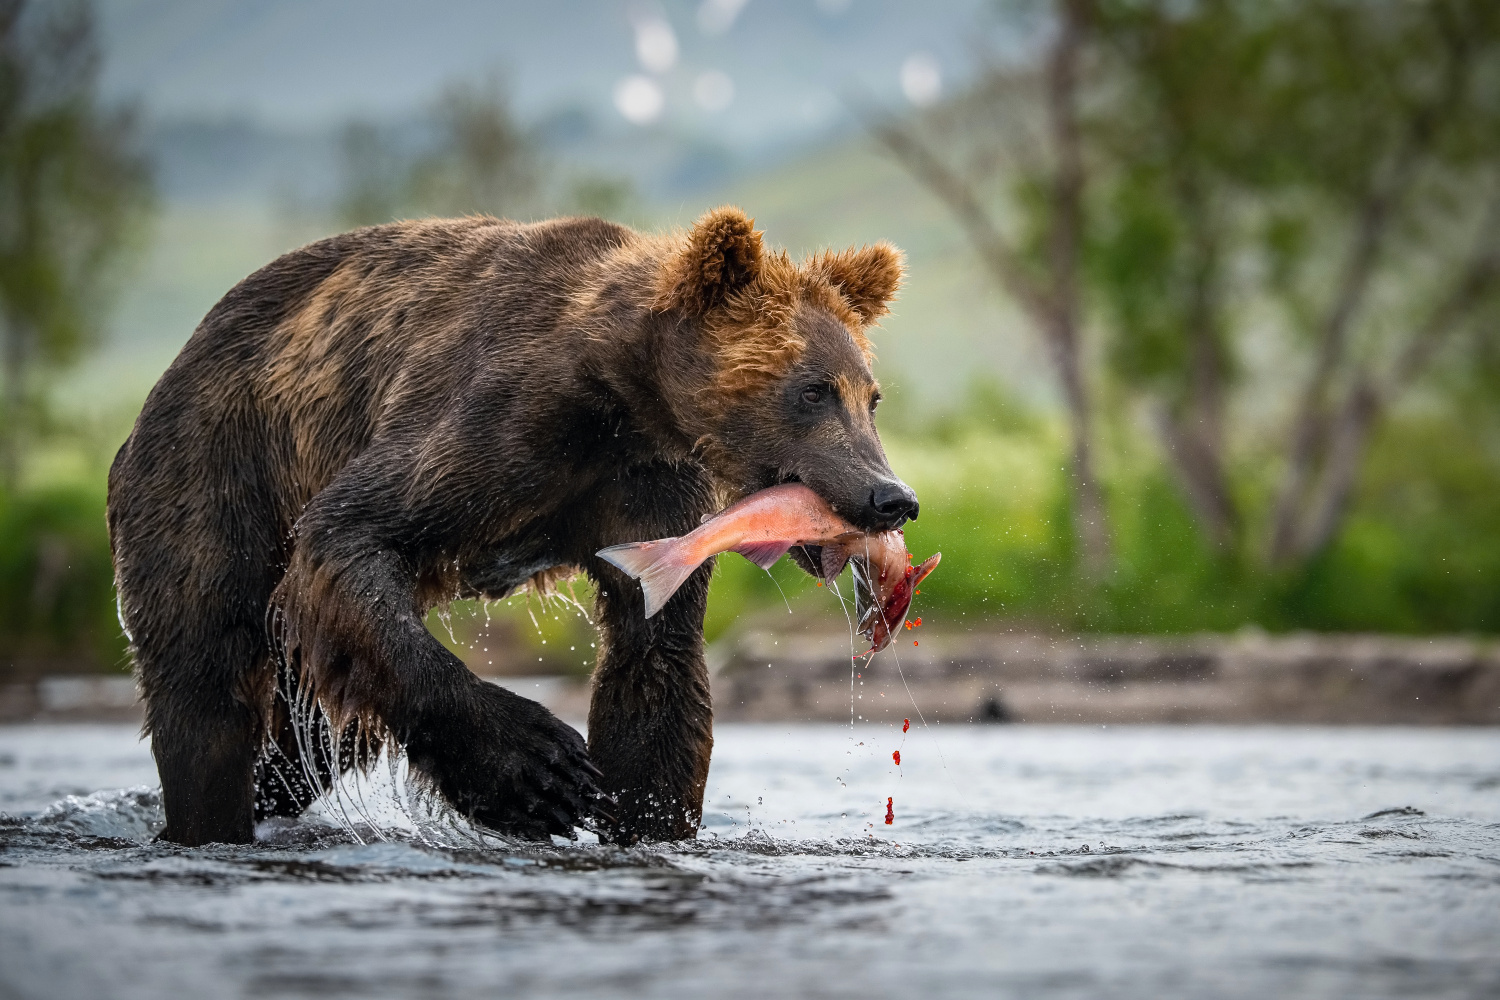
408;680;612;841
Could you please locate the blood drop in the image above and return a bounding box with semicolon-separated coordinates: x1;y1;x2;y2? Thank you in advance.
892;750;901;765
903;719;910;733
884;797;894;825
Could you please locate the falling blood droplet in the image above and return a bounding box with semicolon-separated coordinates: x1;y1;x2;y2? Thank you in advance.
892;750;901;765
885;797;894;825
914;617;922;626
903;719;910;732
913;640;919;646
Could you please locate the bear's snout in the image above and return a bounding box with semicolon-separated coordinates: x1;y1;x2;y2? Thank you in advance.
867;480;920;531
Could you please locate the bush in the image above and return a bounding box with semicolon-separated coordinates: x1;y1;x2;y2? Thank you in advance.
0;483;126;677
708;405;1500;638
6;398;1498;685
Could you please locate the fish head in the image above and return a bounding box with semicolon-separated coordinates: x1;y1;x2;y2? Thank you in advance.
854;549;940;653
714;305;919;534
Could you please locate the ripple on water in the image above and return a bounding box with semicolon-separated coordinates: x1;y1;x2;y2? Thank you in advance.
2;723;1499;1000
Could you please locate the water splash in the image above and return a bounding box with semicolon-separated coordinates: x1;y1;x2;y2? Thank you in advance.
33;786;163;841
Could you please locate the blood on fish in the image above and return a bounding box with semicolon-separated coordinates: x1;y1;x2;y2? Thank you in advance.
892;750;901;765
903;719;910;732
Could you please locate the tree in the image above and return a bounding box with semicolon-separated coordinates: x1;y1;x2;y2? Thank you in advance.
872;0;1113;575
1085;0;1273;549
1252;0;1500;565
0;0;151;489
338;78;634;230
1094;0;1500;566
338;78;538;227
895;0;1500;574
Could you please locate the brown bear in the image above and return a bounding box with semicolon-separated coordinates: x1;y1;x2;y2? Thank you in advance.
107;206;917;847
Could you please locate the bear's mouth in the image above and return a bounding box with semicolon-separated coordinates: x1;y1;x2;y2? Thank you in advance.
789;542;825;580
755;468;802;493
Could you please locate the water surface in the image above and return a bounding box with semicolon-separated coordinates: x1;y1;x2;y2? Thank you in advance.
2;722;1497;999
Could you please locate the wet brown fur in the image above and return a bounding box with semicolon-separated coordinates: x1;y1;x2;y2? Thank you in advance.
108;207;910;847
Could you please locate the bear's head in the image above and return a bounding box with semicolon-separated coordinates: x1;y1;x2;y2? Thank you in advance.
654;206;918;533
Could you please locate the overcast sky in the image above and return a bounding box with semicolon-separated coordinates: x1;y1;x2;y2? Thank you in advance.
96;0;998;148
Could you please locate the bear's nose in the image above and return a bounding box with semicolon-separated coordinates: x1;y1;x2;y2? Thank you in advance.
869;481;920;528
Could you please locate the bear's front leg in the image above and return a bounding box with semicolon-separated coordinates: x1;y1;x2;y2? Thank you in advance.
273;518;607;839
587;560;715;844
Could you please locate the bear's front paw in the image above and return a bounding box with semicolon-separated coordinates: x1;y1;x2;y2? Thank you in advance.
409;682;612;840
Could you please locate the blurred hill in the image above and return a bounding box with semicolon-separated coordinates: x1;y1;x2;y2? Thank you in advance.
63;0;1026;418
62;134;1046;420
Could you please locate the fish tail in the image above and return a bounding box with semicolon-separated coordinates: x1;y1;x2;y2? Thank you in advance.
596;538;701;619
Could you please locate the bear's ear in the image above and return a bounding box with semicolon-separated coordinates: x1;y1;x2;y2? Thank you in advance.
656;206;764;315
810;242;905;325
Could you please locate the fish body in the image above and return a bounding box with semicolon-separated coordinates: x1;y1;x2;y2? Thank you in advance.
596;483;939;653
596;484;853;618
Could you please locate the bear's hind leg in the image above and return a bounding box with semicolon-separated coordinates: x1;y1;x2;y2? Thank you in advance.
145;659;263;847
110;393;288;846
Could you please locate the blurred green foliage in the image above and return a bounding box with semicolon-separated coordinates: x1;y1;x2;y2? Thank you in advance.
0;0;152;489
11;373;1497;679
0;481;126;675
707;379;1500;638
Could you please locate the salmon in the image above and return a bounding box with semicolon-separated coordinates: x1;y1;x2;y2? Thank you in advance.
596;483;939;652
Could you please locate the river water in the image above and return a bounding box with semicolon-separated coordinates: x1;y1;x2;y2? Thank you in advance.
1;721;1497;999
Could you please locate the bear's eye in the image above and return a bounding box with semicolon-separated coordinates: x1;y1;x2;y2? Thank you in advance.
801;385;825;405
870;392;882;412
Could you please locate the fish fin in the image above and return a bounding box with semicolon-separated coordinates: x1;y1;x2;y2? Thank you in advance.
596;538;700;618
732;541;793;571
911;552;941;587
820;546;851;580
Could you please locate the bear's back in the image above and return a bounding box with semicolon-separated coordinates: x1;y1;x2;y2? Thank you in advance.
122;214;642;512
